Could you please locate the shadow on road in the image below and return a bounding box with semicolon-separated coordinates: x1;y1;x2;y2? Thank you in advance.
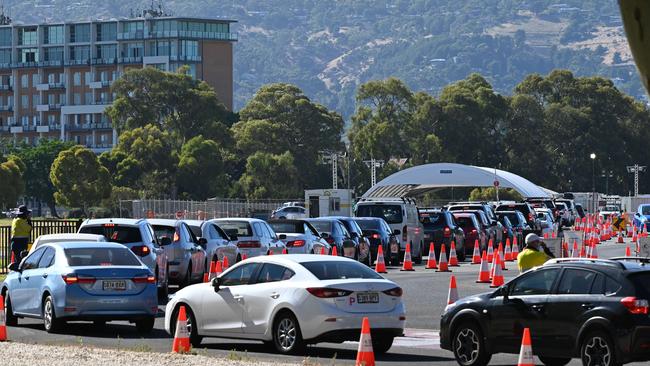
16;322;171;339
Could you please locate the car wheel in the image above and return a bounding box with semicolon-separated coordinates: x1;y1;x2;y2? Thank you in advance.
580;331;620;366
413;242;423;264
171;304;203;348
43;295;63;333
539;356;571;366
373;336;394;354
452;322;491;366
273;311;304;354
4;292;18;326
135;317;155;334
157;268;169;304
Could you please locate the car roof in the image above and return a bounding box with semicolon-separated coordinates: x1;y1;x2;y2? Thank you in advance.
242;254;360;264
82;218;145;226
36;233;105;241
182;219;205;226
268;219;305;224
543;258;650;273
147;218;181;225
43;241;126;250
211;218;264;223
353;217;383;221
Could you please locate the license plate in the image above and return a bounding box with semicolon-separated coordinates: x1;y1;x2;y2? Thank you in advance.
103;280;126;291
357;292;379;304
391;243;399;253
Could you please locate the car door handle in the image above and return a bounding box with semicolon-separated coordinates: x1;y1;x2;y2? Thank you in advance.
42;273;48;278
233;295;243;301
581;303;595;310
270;292;280;299
530;304;545;312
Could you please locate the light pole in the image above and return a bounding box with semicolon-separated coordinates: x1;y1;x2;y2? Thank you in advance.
601;170;614;195
590;153;596;213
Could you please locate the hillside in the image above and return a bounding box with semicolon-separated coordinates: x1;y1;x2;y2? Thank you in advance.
7;0;644;118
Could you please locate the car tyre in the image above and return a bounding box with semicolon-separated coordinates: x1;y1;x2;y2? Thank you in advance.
135;317;155;334
43;295;63;333
539;356;571;366
452;322;491;366
580;330;620;366
171;305;203;348
272;311;304;355
4;292;17;326
373;336;394;354
157;267;169;304
413;242;423;264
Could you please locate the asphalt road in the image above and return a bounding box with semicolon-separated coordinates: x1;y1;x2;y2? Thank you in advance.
3;233;648;365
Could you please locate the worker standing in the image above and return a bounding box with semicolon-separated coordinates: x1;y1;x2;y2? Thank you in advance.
10;205;32;264
517;233;555;272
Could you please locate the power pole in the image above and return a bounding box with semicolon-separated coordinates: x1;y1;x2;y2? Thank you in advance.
627;164;647;197
363;158;385;187
320;150;340;190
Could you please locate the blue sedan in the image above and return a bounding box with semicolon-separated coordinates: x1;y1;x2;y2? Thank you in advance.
1;242;158;333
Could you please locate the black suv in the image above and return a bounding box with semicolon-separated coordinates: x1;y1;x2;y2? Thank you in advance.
440;258;650;366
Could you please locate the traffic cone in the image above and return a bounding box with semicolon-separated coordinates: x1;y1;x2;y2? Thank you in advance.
498;245;507;271
355;317;375;366
471;240;481;264
490;253;505;288
504;238;512;261
172;305;191;353
0;295;6;341
375;245;387;274
626;244;632;257
571;240;578;257
517;328;534;366
489;249;498;280
580;244;587;258
206;259;217;282
487;240;494;263
320;246;326;255
222;256;230;270
436;244;450;272
590;242;599;259
214;260;223;277
448;241;459;267
476;251;490;283
9;252;15;265
242;253;248;260
401;242;414;271
331;246;338;257
425;242;438;269
512;237;519;258
203;272;209;283
282;247;288;254
618;231;624;243
552;231;557;239
632;231;638;243
544;232;549;239
447;275;459;305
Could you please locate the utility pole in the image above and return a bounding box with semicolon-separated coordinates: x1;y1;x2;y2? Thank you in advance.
320;150;341;190
600;170;614;195
363;158;385;187
627;164;647;197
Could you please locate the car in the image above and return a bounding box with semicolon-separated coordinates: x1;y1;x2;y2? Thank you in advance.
2;242;158;333
78;218;169;300
271;206;308;220
495;202;541;231
209;218;287;257
440;257;650;366
575;203;586;219
148;219;207;288
322;216;372;265
554;202;571;227
29;233;106;254
451;212;487;252
498;215;517;250
353;217;400;266
419;209;466;260
527;198;559;221
496;211;528;251
306;218;359;259
535;209;556;238
184;220;241;268
447;202;503;245
633;204;650;233
354;199;425;264
455;210;497;246
164;254;405;354
599;205;622;222
267;219;330;254
555;198;577;224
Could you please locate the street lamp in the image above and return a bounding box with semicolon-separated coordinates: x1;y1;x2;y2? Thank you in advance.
590;153;596;213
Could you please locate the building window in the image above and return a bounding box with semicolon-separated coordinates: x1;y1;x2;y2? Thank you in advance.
60;94;66;105
85;71;92;85
20;74;28;88
32;74;39;86
85;134;92;147
43;47;64;62
21;95;28;109
18;27;38;46
48;114;56;124
0;28;11;47
180;40;198;58
48;94;55;105
96;44;116;59
96;22;117;41
124;42;143;58
7;95;12;107
73;72;81;86
100;71;108;82
20;48;38;63
70;24;90;43
44;25;64;44
21;115;28;126
122;21;144;33
0;49;10;64
33;94;39;107
73;93;81;105
85;92;92;104
70;45;90;61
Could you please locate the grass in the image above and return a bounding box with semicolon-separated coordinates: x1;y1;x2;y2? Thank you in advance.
0;274;5;282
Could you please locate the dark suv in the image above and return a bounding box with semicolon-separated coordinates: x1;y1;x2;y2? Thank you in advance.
495;202;541;231
440;258;650;366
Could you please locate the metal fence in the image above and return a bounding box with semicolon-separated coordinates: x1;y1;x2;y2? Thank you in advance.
0;219;82;274
121;198;304;220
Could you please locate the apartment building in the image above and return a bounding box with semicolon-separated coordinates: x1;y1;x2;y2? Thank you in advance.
0;16;236;153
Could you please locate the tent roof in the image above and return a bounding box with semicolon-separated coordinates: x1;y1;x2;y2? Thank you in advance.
362;163;550;199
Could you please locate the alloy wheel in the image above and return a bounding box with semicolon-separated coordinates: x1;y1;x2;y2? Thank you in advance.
277;317;296;351
584;336;611;366
43;299;53;330
454;328;480;365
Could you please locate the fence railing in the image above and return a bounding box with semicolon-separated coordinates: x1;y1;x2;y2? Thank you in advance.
0;219;82;274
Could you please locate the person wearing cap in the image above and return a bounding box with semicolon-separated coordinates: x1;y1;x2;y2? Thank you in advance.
10;205;32;264
517;233;555;272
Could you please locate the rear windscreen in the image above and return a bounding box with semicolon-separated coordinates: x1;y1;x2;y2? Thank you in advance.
454;216;475;229
309;221;331;233
300;261;382;280
356;205;403;224
152;225;175;240
499;213;521;226
64;247;141;267
422;213;447;228
79;225;142;244
628;273;650;298
216;221;253;237
355;220;379;230
269;222;304;234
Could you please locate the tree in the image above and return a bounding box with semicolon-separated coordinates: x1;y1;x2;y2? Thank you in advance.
235;151;300;199
0;155;25;210
50;146;111;214
15;139;73;217
177;136;229;200
469;187;522;202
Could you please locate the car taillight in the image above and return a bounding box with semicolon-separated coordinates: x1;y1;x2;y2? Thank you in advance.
173;230;180;242
131;245;150;257
443;227;451;238
621;297;649;314
62;274;96;285
306;287;353;298
287;240;306;247
325;237;335;245
471;229;478;235
503;229;508;234
528;213;534;222
383;287;403;297
132;275;156;284
237;241;261;248
402;225;408;242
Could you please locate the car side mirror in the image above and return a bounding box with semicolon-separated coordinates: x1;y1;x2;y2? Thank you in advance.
279;234;287;240
160;236;172;246
321;232;330;239
198;237;207;249
8;262;21;272
393;229;401;235
212;277;221;292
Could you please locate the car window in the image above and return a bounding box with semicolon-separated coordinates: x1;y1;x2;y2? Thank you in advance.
152;225;176;242
22;247;46;270
207;224;222;240
300;260;383;280
252;222;264;238
454;216;475;229
217;221;253;237
184;224;199;244
264;223;277;239
382;220;392;233
145;224;158;246
221;263;260;286
269;222;304;234
605;276;621;295
510;268;560;296
256;263;295;283
37;247;56;268
80;224;143;244
356;204;403;224
557;269;596;295
590;274;605;295
309;221;331;234
339;222;350;237
188;225;202;238
355;219;379;231
64;247;141;267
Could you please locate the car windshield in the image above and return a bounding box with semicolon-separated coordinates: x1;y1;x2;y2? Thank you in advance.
643;206;650;215
499;212;521;226
354;219;379;230
64;247;141;267
300;260;383;280
216;221;253;237
356;205;402;224
79;225;142;244
309;221;331;233
269;222;304;234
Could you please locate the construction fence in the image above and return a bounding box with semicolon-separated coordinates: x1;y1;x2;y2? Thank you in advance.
120;198;304;220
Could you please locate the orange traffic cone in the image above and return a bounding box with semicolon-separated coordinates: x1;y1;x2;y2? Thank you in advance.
242;253;248;260
487;240;494;263
222;256;230;270
282;247;288;254
320;246;326;255
489;249;497;280
512;237;519;258
0;295;6;341
626;244;632;257
375;245;387;274
543;232;549;239
206;259;217;282
331;246;338;257
425;242;438;269
618;231;624;243
214;260;223;278
490;253;504;288
517;328;534;366
355;317;375;366
571;240;578;257
202;272;209;283
476;251;490;283
268;250;273;255
401;242;414;271
590;242;599;259
499;246;507;271
447;275;459;305
471;240;481;264
9;252;15;265
448;241;459;267
437;244;450;272
172;305;191;353
504;238;512;261
632;231;638;243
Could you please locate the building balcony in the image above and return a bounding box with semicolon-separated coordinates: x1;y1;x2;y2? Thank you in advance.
91;58;117;65
0;105;13;111
89;80;113;89
12;61;39;68
49;82;66;89
0;63;9;70
148;30;238;41
0;125;9;132
118;56;143;64
65;59;91;66
117;31;144;40
48;124;61;131
0;84;12;91
40;60;64;68
36;104;63;112
170;55;202;62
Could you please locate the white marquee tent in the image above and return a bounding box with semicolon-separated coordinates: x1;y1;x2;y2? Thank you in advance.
362;163;551;199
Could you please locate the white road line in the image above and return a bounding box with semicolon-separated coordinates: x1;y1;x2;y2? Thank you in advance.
345;328;441;350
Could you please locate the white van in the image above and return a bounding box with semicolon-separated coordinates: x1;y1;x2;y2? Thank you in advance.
354;198;425;263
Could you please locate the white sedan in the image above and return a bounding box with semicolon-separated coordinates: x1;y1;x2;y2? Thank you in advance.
164;254;406;354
